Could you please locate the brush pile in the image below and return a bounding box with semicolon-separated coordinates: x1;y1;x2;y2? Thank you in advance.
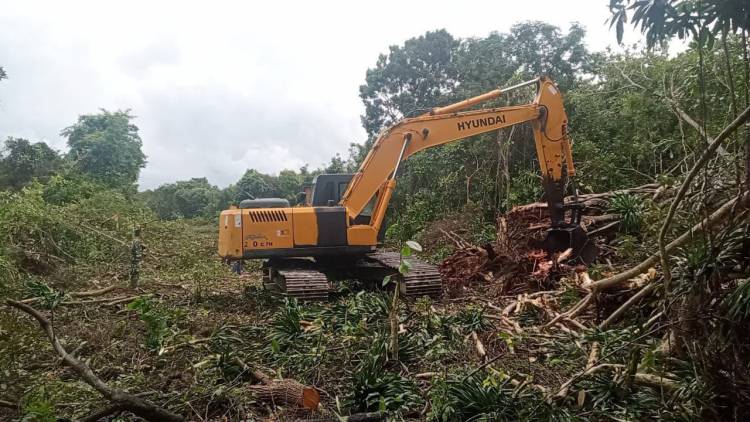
438;185;660;293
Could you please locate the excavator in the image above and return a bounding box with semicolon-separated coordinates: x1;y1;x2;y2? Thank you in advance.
218;76;596;299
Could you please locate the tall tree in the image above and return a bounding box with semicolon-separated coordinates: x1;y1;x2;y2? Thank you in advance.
359;30;459;140
608;0;750;48
61;110;146;188
0;137;62;190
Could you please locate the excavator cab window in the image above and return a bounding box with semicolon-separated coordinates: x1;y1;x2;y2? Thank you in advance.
310;174;354;207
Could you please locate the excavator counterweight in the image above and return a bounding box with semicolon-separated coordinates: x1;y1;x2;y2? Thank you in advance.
218;76;596;299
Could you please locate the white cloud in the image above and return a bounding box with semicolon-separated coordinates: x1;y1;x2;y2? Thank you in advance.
0;0;640;189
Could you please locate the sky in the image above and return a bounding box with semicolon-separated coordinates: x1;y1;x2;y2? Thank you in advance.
0;0;642;190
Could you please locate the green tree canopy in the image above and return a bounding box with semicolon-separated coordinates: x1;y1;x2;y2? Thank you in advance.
235;169;281;202
61;109;146;189
355;23;591;236
0;137;63;190
608;0;750;47
141;178;221;219
359;29;460;139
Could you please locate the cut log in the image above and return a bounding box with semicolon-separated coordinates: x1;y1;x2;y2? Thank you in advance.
248;379;320;410
235;361;320;410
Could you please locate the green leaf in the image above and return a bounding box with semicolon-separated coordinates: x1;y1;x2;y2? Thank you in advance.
400;245;412;257
382;275;392;286
405;240;422;252
399;259;412;275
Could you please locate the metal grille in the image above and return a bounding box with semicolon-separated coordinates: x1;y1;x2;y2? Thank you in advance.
249;210;288;223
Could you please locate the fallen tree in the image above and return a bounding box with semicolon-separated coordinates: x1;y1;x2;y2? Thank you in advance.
587;190;749;292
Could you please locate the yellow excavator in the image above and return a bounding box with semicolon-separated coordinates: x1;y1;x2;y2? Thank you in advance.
218;76;595;299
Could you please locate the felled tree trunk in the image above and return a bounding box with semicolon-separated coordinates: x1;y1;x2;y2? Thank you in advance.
247;379;320;410
242;364;320;410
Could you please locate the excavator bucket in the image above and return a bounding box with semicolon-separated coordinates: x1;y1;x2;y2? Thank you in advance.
543;225;598;265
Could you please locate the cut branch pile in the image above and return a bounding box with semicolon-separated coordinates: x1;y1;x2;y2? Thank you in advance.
439;184;661;294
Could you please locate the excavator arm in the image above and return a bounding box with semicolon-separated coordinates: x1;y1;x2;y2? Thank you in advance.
342;76;577;239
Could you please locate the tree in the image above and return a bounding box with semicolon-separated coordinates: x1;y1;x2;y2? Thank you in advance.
61;110;146;189
359;29;460;140
608;0;750;48
277;169;303;202
235;169;281;202
0;137;63;190
0;66;6;81
324;154;347;174
142;178;221;219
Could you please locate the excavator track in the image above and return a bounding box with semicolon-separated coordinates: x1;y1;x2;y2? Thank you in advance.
365;251;443;298
260;251;442;300
263;259;330;300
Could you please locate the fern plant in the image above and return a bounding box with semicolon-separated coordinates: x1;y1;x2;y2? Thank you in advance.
608;192;645;234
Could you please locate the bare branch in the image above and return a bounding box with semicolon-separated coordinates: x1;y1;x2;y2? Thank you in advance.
589;191;749;291
5;300;183;422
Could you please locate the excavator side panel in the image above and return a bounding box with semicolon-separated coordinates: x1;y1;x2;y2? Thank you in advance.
241;208;294;252
347;225;378;245
292;207;318;246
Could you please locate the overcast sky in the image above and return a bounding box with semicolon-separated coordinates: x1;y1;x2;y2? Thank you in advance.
0;0;640;189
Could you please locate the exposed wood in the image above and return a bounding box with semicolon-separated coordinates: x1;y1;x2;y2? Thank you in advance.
415;372;439;379
470;331;486;359
586;342;600;371
106;295;148;306
5;300;183;422
158;337;212;356
71;285;119;298
21;285;120;304
544;293;594;328
553;362;679;401
235;360;320;410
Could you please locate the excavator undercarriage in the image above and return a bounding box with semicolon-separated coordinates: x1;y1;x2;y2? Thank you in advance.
262;251;442;300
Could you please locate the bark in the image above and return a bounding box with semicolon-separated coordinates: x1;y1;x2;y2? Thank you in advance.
552;363;678;401
6;300;183;422
78;404;125;422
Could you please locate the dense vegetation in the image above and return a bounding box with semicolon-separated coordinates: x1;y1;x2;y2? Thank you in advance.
1;2;750;420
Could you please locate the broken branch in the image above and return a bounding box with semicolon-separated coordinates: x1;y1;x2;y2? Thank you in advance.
589;191;749;291
5;300;183;422
599;283;659;329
